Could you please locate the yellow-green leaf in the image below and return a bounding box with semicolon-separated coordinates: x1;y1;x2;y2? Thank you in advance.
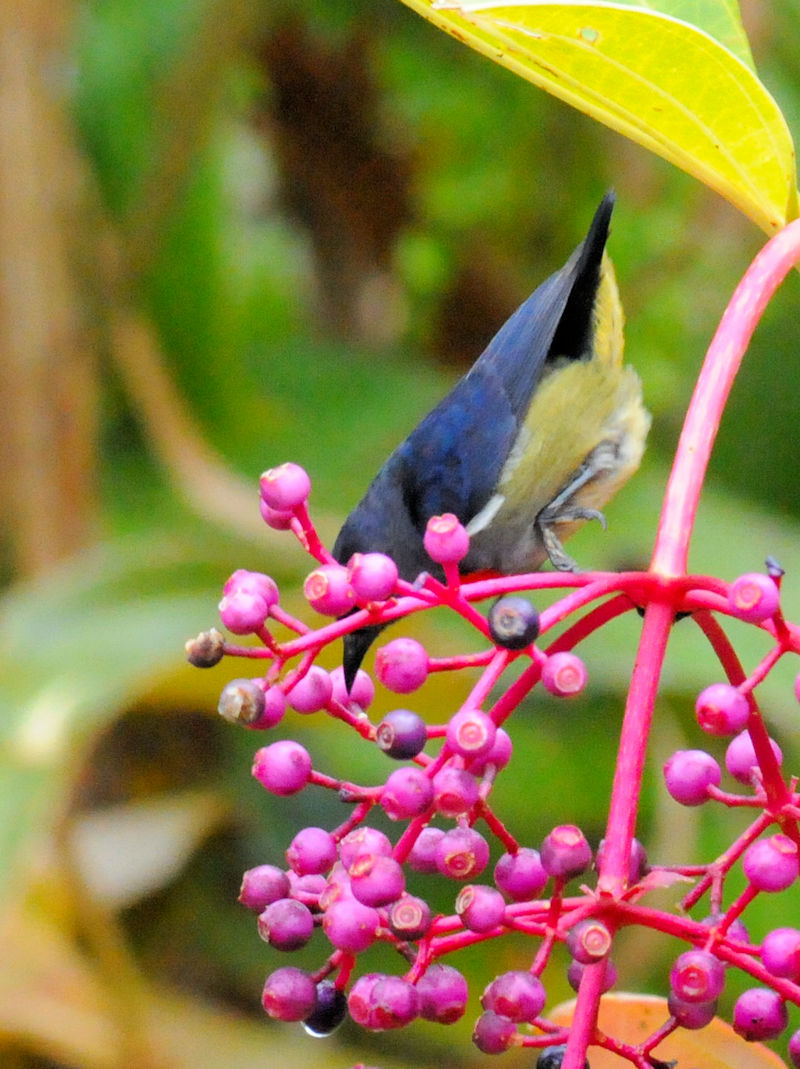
400;1;797;233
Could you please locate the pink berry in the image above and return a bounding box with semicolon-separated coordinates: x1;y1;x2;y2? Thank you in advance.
218;590;270;634
257;898;314;950
238;864;291;911
259;499;294;530
733;987;788;1041
348;973;420;1031
223;569;279;605
259;462;311;510
286;826;337;876
541;652;587;697
330;665;375;709
423;513;470;564
762;927;800;980
726;730;782;784
252;740;312;795
473;1010;516;1053
743;834;799;892
303;564;356;616
481;970;546;1022
347;552;399;601
338;826;393;869
789;1028;800;1068
262;966;317;1021
375;637;429;693
456;884;506;933
348;853;405;907
407;827;445;873
322;899;380;953
286;665;333;713
416;963;469;1023
695;683;750;736
381;766;434;820
494;848;548;901
668;994;717;1030
433;766;480;817
468;727;513;775
567;958;617;993
540;825;592;879
435;827;490;880
249;685;287;730
663;749;720;806
446;707;496;759
728;572;779;623
566;919;612;964
669;950;725;1003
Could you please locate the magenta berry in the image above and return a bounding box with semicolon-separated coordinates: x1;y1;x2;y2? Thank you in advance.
286;826;337;876
663;749;721;805
742;833;799;891
789;1029;800;1068
218;678;266;726
376;708;428;759
347;551;399;601
733;987;788;1041
762;927;800;979
322;899;380;953
348;853;405;906
494;848;548;901
567;957;617;993
375;636;429;693
330;664;374;709
303;564;355;616
407;826;445;873
432;765;480;816
259;498;294;530
669;949;725;1003
416;963;469;1023
218;590;270;635
262;966;317;1021
339;826;393;869
695;682;750;736
482;970;546;1022
540;824;592;879
468;726;513;775
348;973;420;1031
445;707;496;759
456;884;506;933
726;730;782;784
285;665;333;713
668;994;717;1029
487;595;540;650
238;864;291;911
566;919;612;964
472;1010;517;1054
435;826;490;880
259;462;311;510
423;513;470;564
728;572;780;623
381;766;434;820
257;898;314;950
541;651;588;697
596;836;648;884
252;740;312;795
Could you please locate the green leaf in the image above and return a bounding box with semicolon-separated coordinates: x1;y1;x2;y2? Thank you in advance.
398;1;798;233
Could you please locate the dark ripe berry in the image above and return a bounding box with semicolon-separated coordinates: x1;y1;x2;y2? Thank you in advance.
388;894;432;940
303;979;348;1036
376;709;428;759
416;963;469;1024
488;596;540;650
472;1010;517;1054
733;987;788;1041
537;1044;589;1069
185;627;225;667
262;966;317;1022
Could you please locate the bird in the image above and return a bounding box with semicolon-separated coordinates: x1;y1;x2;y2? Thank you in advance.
333;193;650;690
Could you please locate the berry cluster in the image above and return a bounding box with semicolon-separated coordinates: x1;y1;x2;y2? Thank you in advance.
187;462;800;1068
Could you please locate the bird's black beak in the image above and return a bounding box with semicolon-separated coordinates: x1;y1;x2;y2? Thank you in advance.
342;623;385;694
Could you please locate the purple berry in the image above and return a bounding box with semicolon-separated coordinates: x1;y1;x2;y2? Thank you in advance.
482;970;546;1023
348;973;420;1031
407;826;445;873
286;826;337;876
432;765;480;817
376;709;428;759
468;727;513;775
423;513;470;564
472;1010;517;1053
322;898;380;953
375;637;429;693
286;665;333;713
381;766;434;820
303;979;347;1037
487;595;540;650
435;827;490;880
185;627;225;667
540;825;592;879
262;966;317;1021
252;740;312;795
347;551;399;601
416;963;469;1024
596;836;648;884
541;652;587;697
348;853;405;906
257;898;314;950
387;894;432;940
663;749;721;805
446;707;497;759
762;927;800;979
695;683;750;736
537;1044;589;1069
259;462;310;510
566;919;612;964
728;572;779;623
668;994;717;1029
669;949;725;1003
456;884;506;932
726;730;782;784
733;987;788;1041
743;834;799;891
238;864;290;911
330;664;374;709
339;827;393;869
789;1028;800;1069
567;958;617;993
304;564;355;616
495;848;548;901
218;678;266;726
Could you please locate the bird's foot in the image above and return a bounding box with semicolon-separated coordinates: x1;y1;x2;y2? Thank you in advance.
537;506;607;572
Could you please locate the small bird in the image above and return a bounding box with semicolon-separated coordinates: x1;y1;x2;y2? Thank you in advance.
333;193;650;689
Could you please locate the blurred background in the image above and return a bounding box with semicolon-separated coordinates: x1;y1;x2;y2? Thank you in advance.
2;0;800;1066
